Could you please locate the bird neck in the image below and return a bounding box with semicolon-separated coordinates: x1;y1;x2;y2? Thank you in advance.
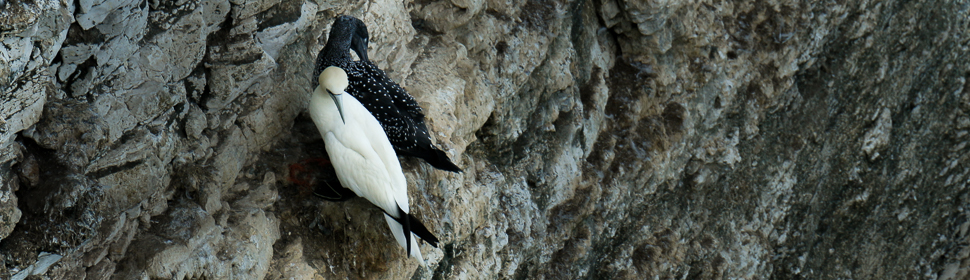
320;32;354;63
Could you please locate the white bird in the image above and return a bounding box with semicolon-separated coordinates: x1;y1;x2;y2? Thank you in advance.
309;66;439;265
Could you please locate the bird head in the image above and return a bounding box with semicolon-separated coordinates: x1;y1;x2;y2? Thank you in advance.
319;66;349;124
350;19;369;61
329;15;369;62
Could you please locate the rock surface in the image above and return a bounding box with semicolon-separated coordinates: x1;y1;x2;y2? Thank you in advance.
1;0;969;279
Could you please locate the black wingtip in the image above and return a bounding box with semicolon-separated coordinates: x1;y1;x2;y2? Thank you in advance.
398;206;412;257
388;210;440;249
407;213;439;248
428;148;462;173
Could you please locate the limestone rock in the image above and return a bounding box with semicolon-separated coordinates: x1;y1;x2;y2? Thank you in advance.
1;0;969;279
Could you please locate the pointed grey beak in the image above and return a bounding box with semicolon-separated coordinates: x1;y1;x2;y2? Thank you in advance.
328;90;346;124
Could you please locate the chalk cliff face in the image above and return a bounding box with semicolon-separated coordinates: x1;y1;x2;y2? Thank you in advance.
2;0;969;279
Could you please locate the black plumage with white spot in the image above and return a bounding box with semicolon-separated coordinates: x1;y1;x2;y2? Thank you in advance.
315;15;461;172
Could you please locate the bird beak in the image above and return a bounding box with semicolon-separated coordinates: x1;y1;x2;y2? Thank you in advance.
329;90;346;124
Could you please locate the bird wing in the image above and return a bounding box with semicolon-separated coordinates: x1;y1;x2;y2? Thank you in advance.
379;72;426;123
323;131;400;213
345;94;411;214
349;61;426;122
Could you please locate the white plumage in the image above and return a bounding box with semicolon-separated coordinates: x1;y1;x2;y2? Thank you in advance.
309;66;426;264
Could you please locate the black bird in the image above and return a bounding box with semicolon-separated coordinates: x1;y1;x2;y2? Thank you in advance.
315;15;462;173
